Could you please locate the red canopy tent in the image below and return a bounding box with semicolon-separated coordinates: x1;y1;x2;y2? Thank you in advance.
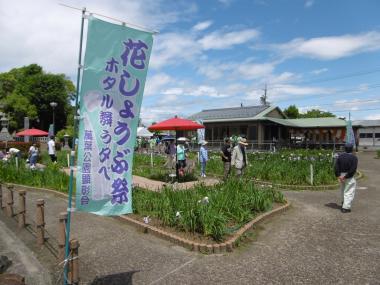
148;116;204;179
148;116;205;131
16;128;49;137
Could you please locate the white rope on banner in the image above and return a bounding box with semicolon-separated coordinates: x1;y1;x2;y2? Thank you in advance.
59;3;159;34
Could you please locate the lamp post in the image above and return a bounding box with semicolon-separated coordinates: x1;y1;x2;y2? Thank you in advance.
50;101;58;135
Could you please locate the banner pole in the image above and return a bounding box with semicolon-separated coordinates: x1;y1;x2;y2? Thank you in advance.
64;7;86;285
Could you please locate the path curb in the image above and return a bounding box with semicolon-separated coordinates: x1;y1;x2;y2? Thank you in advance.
118;201;291;254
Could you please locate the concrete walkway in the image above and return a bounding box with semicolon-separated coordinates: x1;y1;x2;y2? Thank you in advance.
1;152;379;284
63;167;220;191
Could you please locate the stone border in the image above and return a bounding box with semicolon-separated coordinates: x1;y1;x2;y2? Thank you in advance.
118;202;291;254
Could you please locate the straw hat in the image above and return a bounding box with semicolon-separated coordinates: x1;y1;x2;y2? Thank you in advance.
238;137;248;146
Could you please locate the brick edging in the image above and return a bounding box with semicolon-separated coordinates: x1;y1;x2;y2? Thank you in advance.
118;202;291;254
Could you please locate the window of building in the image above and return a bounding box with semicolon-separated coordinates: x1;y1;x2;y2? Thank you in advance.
375;133;380;138
248;126;257;140
366;133;373;138
359;133;366;138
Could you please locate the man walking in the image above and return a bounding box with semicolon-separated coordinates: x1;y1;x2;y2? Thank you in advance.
231;137;248;177
48;136;57;163
334;143;358;213
220;137;232;179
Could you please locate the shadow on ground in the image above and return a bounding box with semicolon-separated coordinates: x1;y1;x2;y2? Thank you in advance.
324;202;341;210
90;270;139;285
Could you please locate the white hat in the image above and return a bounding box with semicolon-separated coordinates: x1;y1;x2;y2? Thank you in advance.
199;140;208;145
238;137;248;145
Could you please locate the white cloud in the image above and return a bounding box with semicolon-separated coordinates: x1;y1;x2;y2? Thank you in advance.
365;114;380;120
304;0;314;8
150;33;201;69
272;31;380;60
192;20;213;31
311;68;328;75
0;0;197;76
237;62;274;79
271;84;331;96
198;28;260;50
218;0;235;6
334;98;380;108
144;73;172;96
188;85;228;98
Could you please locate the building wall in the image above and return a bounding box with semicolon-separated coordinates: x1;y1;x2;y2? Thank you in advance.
265;108;284;119
358;126;380;146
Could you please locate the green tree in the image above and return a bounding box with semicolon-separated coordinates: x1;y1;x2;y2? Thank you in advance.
283;105;300;119
0;64;75;132
300;109;336;118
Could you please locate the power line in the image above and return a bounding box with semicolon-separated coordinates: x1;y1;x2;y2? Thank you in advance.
297;99;380;108
328;107;380;113
268;67;380;88
272;83;380;104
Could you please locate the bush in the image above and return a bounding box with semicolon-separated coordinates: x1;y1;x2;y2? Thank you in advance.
377;150;380;158
132;178;285;241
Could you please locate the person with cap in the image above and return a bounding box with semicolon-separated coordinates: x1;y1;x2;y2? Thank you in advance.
199;140;209;177
334;143;358;213
231;137;249;177
220;137;232;179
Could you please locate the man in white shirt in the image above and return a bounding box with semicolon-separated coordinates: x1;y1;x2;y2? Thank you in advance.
48;136;57;163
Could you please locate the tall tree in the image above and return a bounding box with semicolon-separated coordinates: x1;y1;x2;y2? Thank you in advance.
283;105;300;119
0;64;75;132
300;109;336;118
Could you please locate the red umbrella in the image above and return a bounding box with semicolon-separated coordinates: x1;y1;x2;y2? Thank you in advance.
149;116;204;180
148;116;204;131
16;128;49;137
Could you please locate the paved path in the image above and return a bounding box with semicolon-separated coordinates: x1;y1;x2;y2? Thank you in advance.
1;152;379;284
63;167;220;191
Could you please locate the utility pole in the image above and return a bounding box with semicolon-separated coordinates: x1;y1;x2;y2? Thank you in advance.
260;83;268;106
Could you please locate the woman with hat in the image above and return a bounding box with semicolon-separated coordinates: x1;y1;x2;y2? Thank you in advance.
231;137;248;177
199;140;209;177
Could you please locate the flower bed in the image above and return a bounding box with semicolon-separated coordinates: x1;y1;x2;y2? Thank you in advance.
132;179;286;241
201;149;336;185
132;153;197;182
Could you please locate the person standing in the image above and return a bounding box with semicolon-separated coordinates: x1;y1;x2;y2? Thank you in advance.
48;136;57;163
220;137;232;179
177;142;186;176
28;143;39;168
199;141;208;177
231;137;248;177
334;143;358;213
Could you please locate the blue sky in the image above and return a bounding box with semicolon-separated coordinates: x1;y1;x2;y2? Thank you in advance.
1;0;379;123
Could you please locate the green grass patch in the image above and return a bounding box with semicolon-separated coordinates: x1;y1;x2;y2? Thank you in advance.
0;159;71;193
132;178;286;241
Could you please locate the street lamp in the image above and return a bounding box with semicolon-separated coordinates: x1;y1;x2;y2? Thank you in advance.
50;101;58;135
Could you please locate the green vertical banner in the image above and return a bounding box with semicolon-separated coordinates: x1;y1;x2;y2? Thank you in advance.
76;16;153;216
